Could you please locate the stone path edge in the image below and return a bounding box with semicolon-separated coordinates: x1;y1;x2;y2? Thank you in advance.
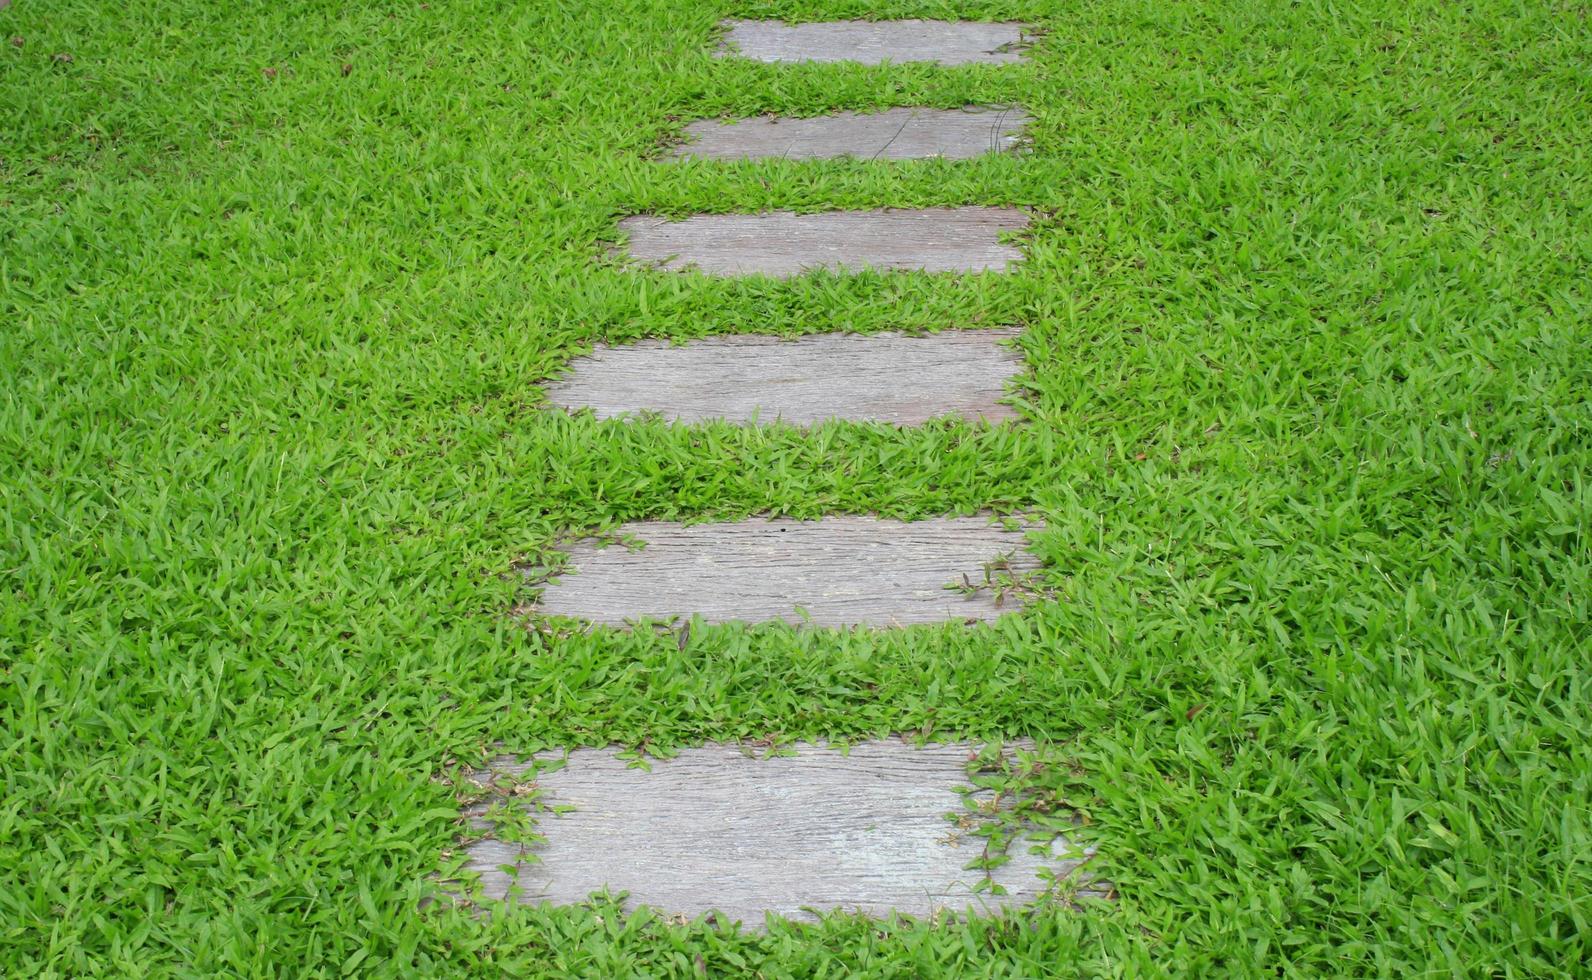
611;206;1032;277
453;739;1104;928
539;328;1029;426
715;19;1036;66
521;514;1046;628
664;106;1033;162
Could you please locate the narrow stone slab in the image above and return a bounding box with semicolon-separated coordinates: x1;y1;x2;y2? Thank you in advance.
465;742;1094;925
545;329;1024;425
719;19;1031;65
673;107;1031;161
532;515;1039;627
617;207;1028;277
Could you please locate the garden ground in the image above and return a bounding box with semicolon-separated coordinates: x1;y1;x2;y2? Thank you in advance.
2;0;1589;974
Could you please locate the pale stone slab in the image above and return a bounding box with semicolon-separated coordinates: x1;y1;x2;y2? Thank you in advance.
672;107;1031;161
617;207;1028;277
531;515;1039;627
465;742;1095;926
545;329;1024;425
719;19;1031;65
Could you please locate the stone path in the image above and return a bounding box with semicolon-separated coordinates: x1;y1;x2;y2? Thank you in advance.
718;19;1031;65
532;516;1039;627
618;206;1028;277
465;18;1098;926
545;329;1023;425
466;742;1093;926
672;107;1031;161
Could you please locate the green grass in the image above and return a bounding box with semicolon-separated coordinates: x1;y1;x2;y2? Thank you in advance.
3;0;1590;974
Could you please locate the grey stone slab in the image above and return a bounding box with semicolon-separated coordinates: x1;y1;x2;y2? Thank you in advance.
672;107;1031;161
617;207;1028;277
544;329;1024;425
465;741;1095;926
531;515;1040;627
719;19;1031;65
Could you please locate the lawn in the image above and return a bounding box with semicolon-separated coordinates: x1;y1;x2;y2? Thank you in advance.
2;0;1589;974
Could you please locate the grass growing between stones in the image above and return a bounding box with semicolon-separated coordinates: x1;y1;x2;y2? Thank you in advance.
3;0;1589;974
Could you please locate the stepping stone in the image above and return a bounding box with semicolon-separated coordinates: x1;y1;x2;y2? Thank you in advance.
465;741;1094;925
672;107;1031;161
545;329;1024;425
719;19;1031;65
531;515;1040;627
617;207;1028;277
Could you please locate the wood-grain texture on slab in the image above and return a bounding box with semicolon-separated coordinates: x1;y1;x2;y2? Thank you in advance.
533;515;1039;626
544;330;1024;425
617;207;1028;277
719;19;1030;65
466;742;1092;925
673;107;1030;161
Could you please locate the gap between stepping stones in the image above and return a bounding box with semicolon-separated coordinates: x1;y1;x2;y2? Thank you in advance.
616;206;1029;277
462;741;1097;927
528;515;1042;627
718;19;1032;65
672;107;1031;162
543;329;1025;425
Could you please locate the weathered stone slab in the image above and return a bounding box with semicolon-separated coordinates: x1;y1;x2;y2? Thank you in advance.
531;515;1039;627
672;107;1031;161
465;741;1094;926
719;19;1031;65
617;207;1028;277
544;329;1024;425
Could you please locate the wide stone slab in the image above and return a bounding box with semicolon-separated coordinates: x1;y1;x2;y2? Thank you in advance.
719;19;1031;65
617;207;1028;277
544;329;1024;425
672;107;1031;161
465;741;1094;925
532;515;1040;626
